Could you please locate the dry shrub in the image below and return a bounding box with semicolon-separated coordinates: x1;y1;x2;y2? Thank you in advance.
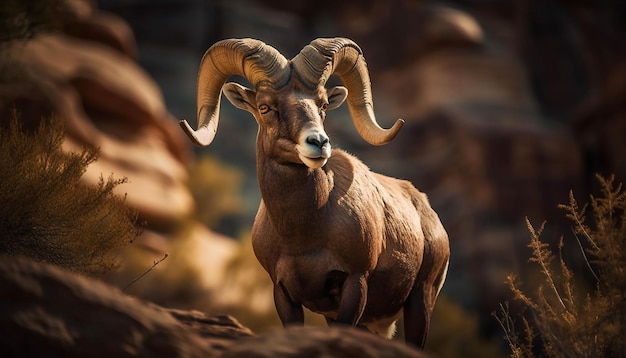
495;174;626;357
0;114;140;276
0;0;65;43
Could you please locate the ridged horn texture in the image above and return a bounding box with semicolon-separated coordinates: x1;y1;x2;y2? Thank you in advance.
291;38;404;146
180;38;290;146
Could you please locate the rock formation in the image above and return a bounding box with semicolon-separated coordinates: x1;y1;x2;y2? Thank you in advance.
0;0;193;229
0;255;426;357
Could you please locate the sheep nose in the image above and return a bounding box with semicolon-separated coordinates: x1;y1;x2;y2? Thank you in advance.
305;133;330;149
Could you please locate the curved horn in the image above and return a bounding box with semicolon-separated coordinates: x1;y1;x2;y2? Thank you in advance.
180;38;290;146
291;38;404;146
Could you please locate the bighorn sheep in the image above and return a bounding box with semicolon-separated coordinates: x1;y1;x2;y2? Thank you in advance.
180;38;450;348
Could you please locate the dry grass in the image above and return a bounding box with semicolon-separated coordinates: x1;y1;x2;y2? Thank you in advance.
494;174;626;357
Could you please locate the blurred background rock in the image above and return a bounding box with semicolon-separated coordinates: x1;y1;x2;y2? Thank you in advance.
1;0;624;356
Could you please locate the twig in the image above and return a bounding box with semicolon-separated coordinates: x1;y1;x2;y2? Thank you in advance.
493;302;525;356
571;228;600;283
123;253;168;291
564;192;600;251
526;218;568;311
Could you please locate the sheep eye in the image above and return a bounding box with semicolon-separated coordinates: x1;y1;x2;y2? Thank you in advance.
259;104;270;114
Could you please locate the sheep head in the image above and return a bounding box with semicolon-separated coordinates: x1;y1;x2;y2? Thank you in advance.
223;79;348;168
179;38;404;168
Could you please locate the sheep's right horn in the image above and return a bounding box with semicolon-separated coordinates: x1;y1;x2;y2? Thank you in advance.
291;38;404;146
180;38;289;146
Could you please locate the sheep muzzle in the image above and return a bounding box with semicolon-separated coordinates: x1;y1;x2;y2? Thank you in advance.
296;128;331;169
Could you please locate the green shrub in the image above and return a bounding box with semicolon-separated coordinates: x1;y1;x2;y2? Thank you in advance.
495;175;626;357
0;115;140;276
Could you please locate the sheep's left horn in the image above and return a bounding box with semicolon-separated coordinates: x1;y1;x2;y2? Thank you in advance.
180;38;290;146
291;38;403;146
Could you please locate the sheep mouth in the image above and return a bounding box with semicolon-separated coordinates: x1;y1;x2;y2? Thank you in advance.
296;145;331;169
298;153;329;169
304;156;329;168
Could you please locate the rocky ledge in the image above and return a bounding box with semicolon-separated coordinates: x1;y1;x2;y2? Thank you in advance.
0;256;426;357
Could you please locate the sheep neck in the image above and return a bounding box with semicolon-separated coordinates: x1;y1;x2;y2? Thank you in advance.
257;156;334;239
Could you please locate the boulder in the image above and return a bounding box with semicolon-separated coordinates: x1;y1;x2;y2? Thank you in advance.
222;326;426;358
0;255;427;357
0;255;252;357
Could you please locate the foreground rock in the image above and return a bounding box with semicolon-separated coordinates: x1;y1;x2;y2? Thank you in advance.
0;256;426;357
0;255;251;357
222;326;425;358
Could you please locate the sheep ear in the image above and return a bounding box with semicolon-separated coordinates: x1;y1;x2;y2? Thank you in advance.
327;86;348;111
223;82;257;113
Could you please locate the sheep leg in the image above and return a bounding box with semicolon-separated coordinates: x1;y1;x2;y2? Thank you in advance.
335;273;368;326
274;283;304;326
403;282;435;349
